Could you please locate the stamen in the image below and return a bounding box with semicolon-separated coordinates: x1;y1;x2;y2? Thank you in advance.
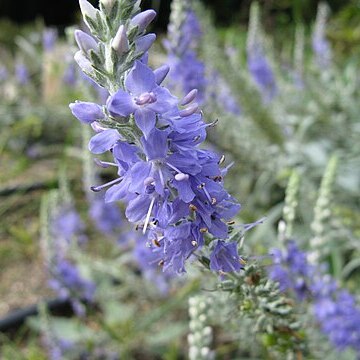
90;177;122;192
197;182;213;203
208;119;219;127
144;176;155;186
152;238;161;247
166;162;182;174
158;168;165;188
94;158;117;168
200;228;208;233
218;155;226;165
189;204;197;211
135;92;157;105
143;197;155;234
191;240;198;246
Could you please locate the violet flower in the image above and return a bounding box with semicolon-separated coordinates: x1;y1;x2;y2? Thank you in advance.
210;240;243;274
269;241;360;355
71;6;241;275
107;61;177;137
247;48;277;102
15;62;29;85
43;28;58;52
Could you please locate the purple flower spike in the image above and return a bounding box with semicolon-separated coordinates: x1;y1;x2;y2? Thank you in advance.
210;240;242;274
69;101;104;124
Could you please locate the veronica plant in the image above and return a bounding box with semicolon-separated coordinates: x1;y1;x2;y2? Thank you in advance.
246;2;277;102
70;0;242;275
312;2;332;68
269;240;360;357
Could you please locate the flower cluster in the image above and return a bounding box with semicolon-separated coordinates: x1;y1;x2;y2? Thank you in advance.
164;0;240;116
164;3;206;103
269;241;360;355
70;1;241;275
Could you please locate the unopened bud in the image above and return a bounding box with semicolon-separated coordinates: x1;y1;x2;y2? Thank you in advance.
154;64;170;85
79;0;97;20
131;10;157;33
135;33;156;54
75;30;98;54
179;103;199;117
112;25;129;55
100;0;115;12
74;51;93;74
181;89;198;106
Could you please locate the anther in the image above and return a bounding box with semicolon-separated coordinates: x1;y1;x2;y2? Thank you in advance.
227;220;235;225
218;155;225;165
191;240;198;246
209;119;219;127
211;197;217;205
175;173;189;181
90;177;122;192
94;158;117;168
144;176;155;186
189;204;198;211
200;228;208;233
152;239;161;247
158;260;164;266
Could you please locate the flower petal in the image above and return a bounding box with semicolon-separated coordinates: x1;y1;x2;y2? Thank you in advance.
107;90;136;117
128;162;152;193
172;179;195;203
126;195;152;222
141;128;168;160
88;129;120;154
134;108;156;138
149;86;178;114
125;61;156;95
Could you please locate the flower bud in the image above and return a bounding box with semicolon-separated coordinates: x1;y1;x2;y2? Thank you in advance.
181;89;198;106
69;101;104;124
179;103;199;117
111;25;129;55
74;51;93;74
135;33;156;54
154;64;170;85
100;0;115;12
79;0;97;20
75;30;98;54
131;10;157;33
